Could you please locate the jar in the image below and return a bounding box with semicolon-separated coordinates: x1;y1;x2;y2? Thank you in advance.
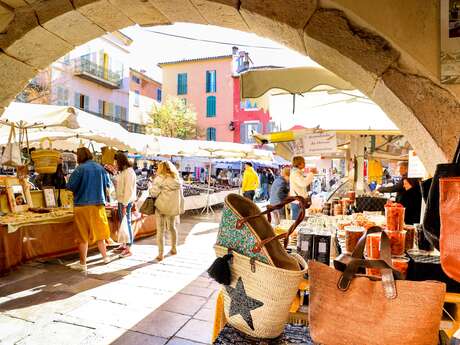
392;257;409;279
344;226;365;253
385;204;405;231
366;267;381;278
365;233;381;259
404;225;415;251
347;191;356;203
333;203;343;216
385;230;407;256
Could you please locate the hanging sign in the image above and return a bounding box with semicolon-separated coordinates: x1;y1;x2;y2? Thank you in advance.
297;132;337;156
408;150;428;178
441;0;460;83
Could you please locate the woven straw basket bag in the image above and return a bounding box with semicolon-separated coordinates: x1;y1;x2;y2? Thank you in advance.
211;194;310;338
215;245;307;338
31;137;60;174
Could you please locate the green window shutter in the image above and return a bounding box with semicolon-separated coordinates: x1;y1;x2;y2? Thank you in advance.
207;127;216;141
83;95;90;111
211;70;216;92
98;100;104;114
206;71;210;93
206;96;216;117
178;73;187;95
206;71;216;93
74;92;80;108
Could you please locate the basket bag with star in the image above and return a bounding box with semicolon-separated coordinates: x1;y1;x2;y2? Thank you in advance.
208;193;309;338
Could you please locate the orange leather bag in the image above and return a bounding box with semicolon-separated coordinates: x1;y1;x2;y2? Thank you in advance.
439;177;460;282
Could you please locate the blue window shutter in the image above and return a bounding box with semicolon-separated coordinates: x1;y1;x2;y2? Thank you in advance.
177;74;180;95
211;128;216;141
206;70;216;93
177;73;187;95
206;71;210;93
212;71;216;92
206;96;216;117
74;92;80;108
207;127;216;141
83;95;90;111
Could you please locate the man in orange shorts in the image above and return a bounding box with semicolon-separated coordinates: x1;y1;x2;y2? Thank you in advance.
67;147;112;272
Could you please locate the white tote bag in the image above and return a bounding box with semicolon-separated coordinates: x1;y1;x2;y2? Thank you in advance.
117;215;130;244
1;126;22;167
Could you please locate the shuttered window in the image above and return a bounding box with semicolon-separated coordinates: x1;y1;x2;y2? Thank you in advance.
206;96;216;117
177;73;187;95
74;92;89;110
206;127;216;141
206;70;216;93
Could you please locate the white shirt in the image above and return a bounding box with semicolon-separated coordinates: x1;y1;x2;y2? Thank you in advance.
115;167;137;206
289;167;314;199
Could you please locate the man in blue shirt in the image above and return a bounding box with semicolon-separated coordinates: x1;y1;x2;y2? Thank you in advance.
67;147;112;272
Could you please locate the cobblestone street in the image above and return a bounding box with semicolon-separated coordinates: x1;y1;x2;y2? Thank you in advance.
0;213;222;345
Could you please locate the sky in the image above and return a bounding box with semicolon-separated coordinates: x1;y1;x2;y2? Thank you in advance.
122;23;319;82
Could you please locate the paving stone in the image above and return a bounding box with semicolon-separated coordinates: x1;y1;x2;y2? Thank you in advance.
160;293;207;316
132;309;190;338
176;319;214;344
180;285;215;298
167;337;208;345
0;314;34;344
193;307;214;322
15;319;96;345
66;299;153;329
110;330;167;345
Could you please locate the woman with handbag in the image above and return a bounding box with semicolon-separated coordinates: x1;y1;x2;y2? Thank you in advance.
114;152;137;257
149;161;184;262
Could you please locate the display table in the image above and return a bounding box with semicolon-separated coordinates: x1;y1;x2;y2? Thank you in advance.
184;189;239;211
0;207;156;275
214;324;313;345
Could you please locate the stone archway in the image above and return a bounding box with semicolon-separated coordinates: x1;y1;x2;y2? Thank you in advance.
0;0;458;173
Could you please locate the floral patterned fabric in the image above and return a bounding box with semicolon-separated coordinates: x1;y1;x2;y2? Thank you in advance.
217;205;270;264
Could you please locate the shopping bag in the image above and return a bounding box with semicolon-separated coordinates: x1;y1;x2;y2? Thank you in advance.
1;126;22;167
101;146;116;166
309;226;446;345
117;215;130;243
139;197;156;215
422;138;460;249
439;177;460;282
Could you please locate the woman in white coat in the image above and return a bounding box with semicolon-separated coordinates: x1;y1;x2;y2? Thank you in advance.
149;161;184;261
114;152;137;257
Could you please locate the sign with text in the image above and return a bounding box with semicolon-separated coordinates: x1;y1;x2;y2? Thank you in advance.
300;132;337;156
408;150;428;178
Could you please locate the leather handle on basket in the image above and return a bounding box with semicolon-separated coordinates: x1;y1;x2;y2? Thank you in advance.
337;226;401;299
236;196;310;252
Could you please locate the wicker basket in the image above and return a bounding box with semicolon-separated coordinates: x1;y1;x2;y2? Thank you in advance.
31;138;60;174
215;245;307;339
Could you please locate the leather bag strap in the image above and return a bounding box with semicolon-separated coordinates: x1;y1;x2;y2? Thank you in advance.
235;196;310;251
337;226;400;299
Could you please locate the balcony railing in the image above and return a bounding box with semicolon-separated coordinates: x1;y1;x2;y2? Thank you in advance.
84;109;147;134
73;58;122;89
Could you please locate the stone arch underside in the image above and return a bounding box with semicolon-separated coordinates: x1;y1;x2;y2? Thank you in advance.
0;0;458;174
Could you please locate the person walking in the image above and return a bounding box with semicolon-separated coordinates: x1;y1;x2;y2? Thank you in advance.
149;161;184;262
290;156;316;220
269;167;291;225
114;152;137;257
67;148;112;272
260;169;269;201
241;162;259;201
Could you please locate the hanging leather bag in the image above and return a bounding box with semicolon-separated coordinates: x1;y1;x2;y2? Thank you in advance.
439;176;460;282
422;138;460;249
309;226;446;345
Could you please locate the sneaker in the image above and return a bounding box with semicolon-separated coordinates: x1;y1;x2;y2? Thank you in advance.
120;248;132;257
69;262;87;272
103;256;113;264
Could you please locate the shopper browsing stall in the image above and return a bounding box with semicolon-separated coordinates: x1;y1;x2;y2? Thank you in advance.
290;156;317;219
149;161;184;262
377;161;408;199
114;152;137;257
269;167;290;225
241;162;259;201
67;147;112;272
398;177;422;225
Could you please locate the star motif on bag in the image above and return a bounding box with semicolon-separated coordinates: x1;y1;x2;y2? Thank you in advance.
225;277;264;330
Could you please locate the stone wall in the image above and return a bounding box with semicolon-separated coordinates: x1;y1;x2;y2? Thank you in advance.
0;0;458;173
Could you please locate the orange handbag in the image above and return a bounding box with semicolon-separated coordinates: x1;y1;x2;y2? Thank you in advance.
439;176;460;282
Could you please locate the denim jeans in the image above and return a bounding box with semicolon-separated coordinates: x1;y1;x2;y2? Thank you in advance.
291;203;300;221
118;202;133;245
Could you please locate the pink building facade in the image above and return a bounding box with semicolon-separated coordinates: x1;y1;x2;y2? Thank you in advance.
159;49;274;143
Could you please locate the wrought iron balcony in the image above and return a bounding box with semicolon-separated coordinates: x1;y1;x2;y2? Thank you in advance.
73;58;122;89
84;109;147;134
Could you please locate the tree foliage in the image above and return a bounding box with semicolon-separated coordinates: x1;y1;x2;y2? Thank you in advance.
147;97;201;139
